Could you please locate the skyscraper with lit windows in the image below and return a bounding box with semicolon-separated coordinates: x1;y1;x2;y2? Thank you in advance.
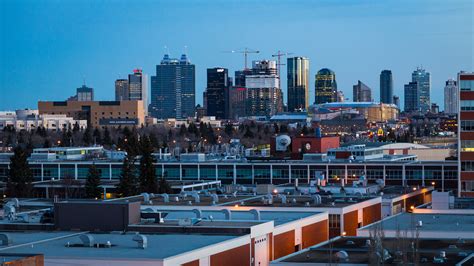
315;68;337;104
287;57;309;111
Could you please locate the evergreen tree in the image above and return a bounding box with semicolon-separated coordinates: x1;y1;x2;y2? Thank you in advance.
224;123;233;136
103;127;112;146
243;125;254;138
7;146;33;197
82;126;92;145
158;177;173;194
73;122;80;133
116;156;139;197
85;164;101;198
93;127;102;144
179;124;186;136
139;136;158;193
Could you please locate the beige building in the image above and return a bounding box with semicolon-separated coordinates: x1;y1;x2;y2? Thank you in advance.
38;100;145;128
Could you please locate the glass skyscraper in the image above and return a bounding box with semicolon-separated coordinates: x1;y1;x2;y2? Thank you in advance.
380;70;393;104
150;54;195;119
404;81;419;113
412;67;431;113
353;80;372;102
204;67;230;119
128;69;148;116
287;57;309;111
315;68;337;104
114;79;129;101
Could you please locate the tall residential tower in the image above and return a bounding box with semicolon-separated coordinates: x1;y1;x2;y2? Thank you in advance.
444;79;458;114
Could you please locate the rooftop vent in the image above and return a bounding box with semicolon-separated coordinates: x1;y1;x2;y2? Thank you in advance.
250;209;260;221
279;195;287;204
161;193;169;203
335;250;349;262
211;194;219;203
80;234;94;247
221;209;232;220
132;234;147;249
141;193;150;203
312;194;322;205
191;192;200;203
192;209;202;219
0;234;12;246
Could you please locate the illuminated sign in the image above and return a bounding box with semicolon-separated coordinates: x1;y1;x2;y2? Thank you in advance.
99;118;138;125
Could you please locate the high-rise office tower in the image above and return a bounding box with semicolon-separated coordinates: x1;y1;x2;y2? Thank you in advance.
315;68;337;104
150;54;195;119
444;79;458;114
412;67;431;113
458;71;474;197
353;80;372;102
245;60;283;117
204;67;230;119
287;57;309;111
115;79;129;101
128;69;148;116
380;70;393;104
404;81;419;113
234;69;252;87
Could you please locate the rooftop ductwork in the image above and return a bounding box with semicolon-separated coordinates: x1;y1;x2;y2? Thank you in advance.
312;194;322;205
161;193;169;203
249;209;261;221
141;193;150;203
80;234;95;247
211;194;219;204
221;209;232;220
279;195;287;204
0;234;12;246
191;192;200;203
132;234;148;249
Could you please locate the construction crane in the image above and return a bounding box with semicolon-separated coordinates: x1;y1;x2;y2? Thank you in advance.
223;48;260;70
271;50;293;78
272;50;293;91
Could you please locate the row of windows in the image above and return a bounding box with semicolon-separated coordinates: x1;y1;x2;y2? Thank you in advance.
461;100;474;111
460;80;474;91
461;120;474;131
462;161;474;171
461;140;474;152
461;181;474;192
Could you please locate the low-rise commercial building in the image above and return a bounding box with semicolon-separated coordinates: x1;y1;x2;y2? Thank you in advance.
38;100;145;128
0;109;87;131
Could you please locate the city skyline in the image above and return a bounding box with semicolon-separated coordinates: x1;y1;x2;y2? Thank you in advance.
1;0;472;111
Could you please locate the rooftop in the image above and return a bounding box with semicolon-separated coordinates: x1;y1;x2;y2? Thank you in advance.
358;213;474;235
275;237;474;265
0;231;238;260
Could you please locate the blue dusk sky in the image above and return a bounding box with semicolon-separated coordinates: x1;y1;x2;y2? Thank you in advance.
0;0;472;111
